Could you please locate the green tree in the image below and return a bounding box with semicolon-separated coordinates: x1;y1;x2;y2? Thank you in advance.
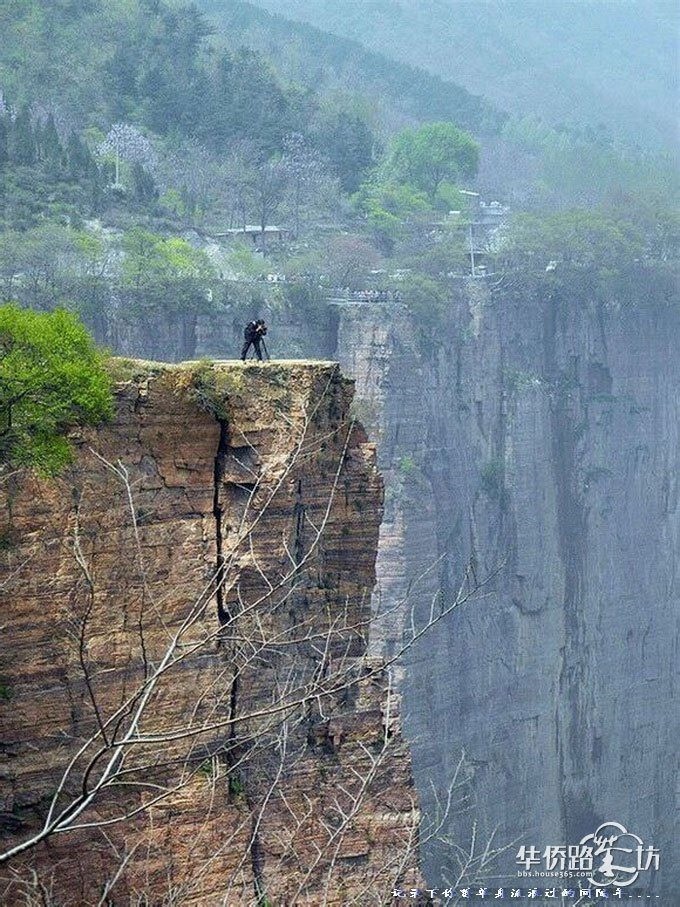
0;117;8;166
131;161;158;204
386;122;480;201
354;178;430;253
66;230;112;326
37;115;64;178
494;206;678;304
316;108;375;193
499;209;645;277
121;228;217;312
205;48;289;154
0;305;113;474
8;107;36;167
407;220;470;279
399;273;450;341
66;132;96;181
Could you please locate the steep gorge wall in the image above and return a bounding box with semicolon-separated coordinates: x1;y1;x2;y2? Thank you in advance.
334;285;679;897
0;362;422;904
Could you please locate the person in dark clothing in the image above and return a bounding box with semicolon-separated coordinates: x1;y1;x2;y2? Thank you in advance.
241;319;267;361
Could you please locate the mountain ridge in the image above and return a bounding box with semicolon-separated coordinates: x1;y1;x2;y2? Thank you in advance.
243;0;679;149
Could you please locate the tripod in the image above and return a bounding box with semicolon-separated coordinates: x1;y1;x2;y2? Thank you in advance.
250;338;270;361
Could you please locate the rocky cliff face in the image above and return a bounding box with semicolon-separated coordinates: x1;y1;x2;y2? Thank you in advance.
335;284;679;898
29;276;678;897
0;361;422;904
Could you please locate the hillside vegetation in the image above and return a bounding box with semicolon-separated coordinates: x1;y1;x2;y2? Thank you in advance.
198;0;678;207
0;0;677;344
247;0;679;150
196;0;504;135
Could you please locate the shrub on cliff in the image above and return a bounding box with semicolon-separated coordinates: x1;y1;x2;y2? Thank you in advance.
398;273;450;349
0;305;113;474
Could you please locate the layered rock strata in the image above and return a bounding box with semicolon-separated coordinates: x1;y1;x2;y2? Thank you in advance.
0;361;422;905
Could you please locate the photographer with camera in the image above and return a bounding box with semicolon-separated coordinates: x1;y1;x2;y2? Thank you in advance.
240;318;269;362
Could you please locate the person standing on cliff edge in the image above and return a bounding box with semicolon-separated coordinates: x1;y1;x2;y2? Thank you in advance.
241;319;268;361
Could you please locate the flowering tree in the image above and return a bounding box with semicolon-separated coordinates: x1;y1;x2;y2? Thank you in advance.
97;123;155;188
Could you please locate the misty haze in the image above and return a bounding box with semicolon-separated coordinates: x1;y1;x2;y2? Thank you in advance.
0;0;677;904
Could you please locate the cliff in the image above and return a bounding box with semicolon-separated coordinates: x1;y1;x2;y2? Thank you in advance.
336;284;679;897
0;360;422;905
31;275;678;897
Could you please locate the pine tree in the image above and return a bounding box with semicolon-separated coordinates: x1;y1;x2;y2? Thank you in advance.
39;115;64;177
9;107;36;166
66;132;90;180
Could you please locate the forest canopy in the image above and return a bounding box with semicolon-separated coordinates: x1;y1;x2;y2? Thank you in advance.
0;0;676;332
